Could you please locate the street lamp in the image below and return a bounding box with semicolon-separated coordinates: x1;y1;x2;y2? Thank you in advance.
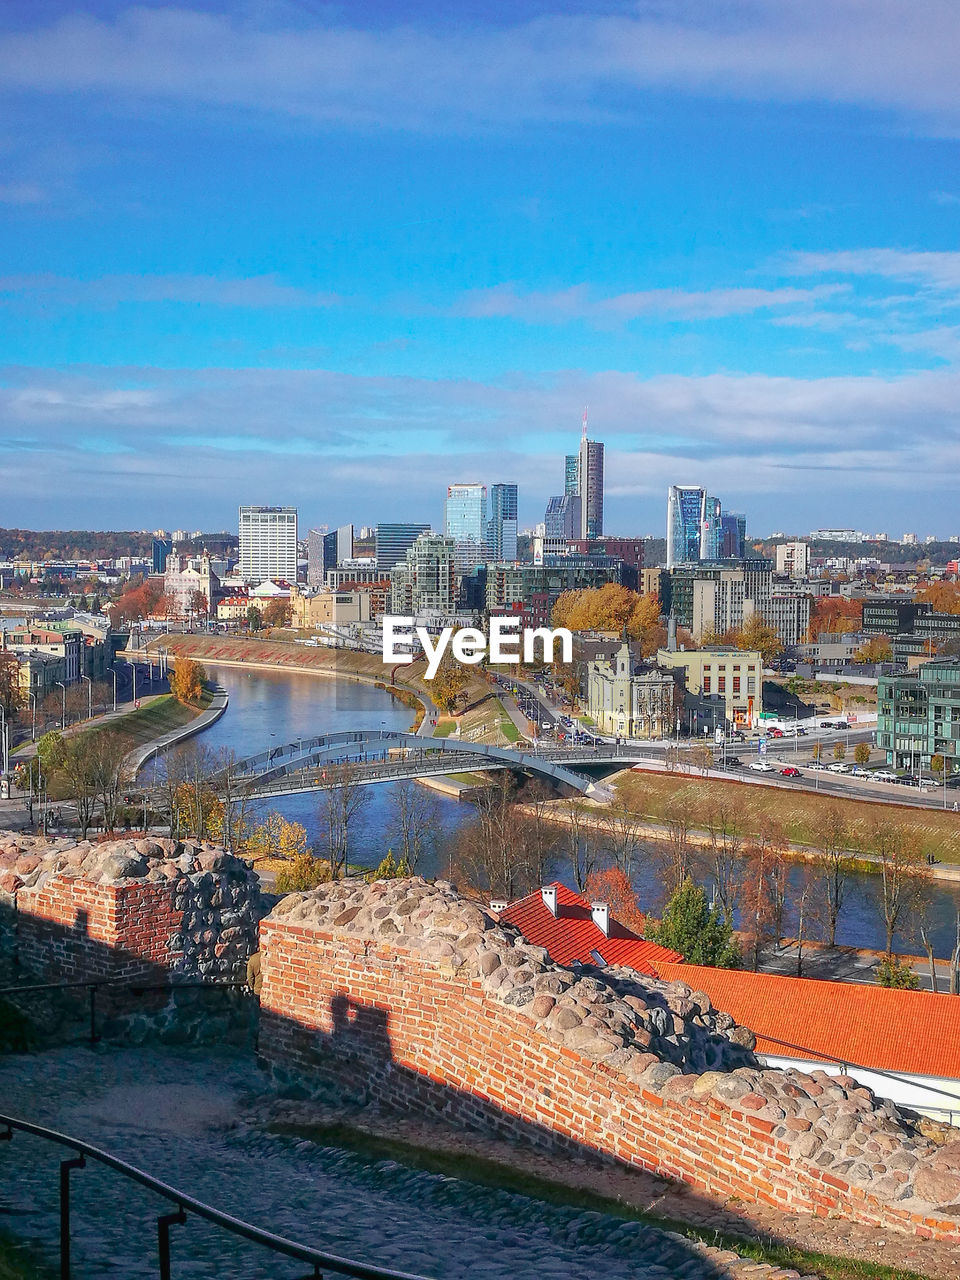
0;704;7;781
111;667;118;713
28;690;37;740
55;681;66;730
80;674;92;721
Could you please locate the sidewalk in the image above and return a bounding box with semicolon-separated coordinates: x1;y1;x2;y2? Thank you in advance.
127;684;229;774
11;690;170;761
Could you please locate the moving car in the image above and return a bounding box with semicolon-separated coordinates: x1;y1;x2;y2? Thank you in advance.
748;760;775;772
779;766;801;777
828;762;851;773
807;761;828;771
873;769;897;782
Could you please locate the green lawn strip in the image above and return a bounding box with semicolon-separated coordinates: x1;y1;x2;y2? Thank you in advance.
432;721;457;738
84;686;213;753
447;771;492;785
266;1120;928;1280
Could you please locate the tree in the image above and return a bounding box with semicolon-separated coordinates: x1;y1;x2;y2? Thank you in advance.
876;956;921;990
430;649;469;714
583;868;646;934
262;597;292;628
735;614;784;665
246;605;263;631
656;787;698;895
739;819;787;971
562;798;601;893
853;742;871;766
815;805;851;947
511;781;560;887
596;794;644;879
808;598;863;641
188;590;208;618
916;582;960;616
92;731;128;833
871;817;930;956
49;733;100;838
552;583;639;634
316;764;370;879
793;866;819;977
854;635;893;663
169;658;207;705
389;780;440;872
454;776;540;900
627;592;663;656
275;852;331;893
832;741;846;761
811;741;822;761
690;743;714;775
0;653;22;763
650;879;740;968
931;753;945;778
246;812;309;863
700;793;745;917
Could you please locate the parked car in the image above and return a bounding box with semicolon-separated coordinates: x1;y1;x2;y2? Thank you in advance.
828;762;851;773
850;766;870;778
807;761;828;771
873;769;897;782
748;760;775;772
795;726;809;736
779;767;801;778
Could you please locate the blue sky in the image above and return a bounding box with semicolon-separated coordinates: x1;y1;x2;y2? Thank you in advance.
1;1;959;537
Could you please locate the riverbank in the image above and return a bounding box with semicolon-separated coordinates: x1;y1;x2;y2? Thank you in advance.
127;683;229;774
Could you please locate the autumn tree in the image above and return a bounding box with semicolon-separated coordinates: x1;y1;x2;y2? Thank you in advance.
169;658;207;705
92;731;128;832
552;583;638;634
48;733;100;838
853;742;871;766
808;597;863;641
854;635;893;663
246;812;309;863
734;614;784;665
916;582;960;616
262;597;292;628
627;592;663;656
188;590;208;618
246;605;263;631
815;805;852;947
871;817;930;956
583;868;646;935
389;780;441;872
833;741;846;761
740;819;787;970
430;649;469;714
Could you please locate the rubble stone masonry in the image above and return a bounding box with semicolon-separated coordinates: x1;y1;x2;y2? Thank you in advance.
259;876;960;1242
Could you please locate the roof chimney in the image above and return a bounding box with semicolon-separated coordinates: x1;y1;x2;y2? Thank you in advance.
667;615;678;652
591;901;610;936
541;885;558;916
489;899;508;914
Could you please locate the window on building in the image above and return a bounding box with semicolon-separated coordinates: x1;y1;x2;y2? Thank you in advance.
703;676;711;693
718;676;726;693
733;677;741;694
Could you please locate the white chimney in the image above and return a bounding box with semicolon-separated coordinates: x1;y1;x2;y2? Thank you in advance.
489;899;508;913
591;901;610;936
541;886;558;916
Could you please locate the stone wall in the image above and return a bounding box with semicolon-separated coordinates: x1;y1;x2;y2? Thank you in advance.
258;877;960;1242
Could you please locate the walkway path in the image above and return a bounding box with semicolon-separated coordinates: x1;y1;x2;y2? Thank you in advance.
128;683;229;773
0;1045;816;1280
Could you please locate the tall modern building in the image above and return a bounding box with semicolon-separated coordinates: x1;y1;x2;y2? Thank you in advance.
721;513;747;560
444;483;488;571
666;486;706;568
487;483;518;562
543;494;581;541
578;436;604;539
699;495;723;561
151;537;173;575
375;522;430;573
238;506;298;583
564;454;579;496
307;524;353;586
390;533;456;615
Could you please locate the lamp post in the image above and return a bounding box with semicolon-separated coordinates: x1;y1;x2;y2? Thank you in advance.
0;704;7;782
28;690;37;740
55;681;66;730
111;667;118;713
80;674;92;721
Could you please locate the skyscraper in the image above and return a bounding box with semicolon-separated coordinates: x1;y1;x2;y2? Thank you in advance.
487;483;518;561
564;454;579;496
444;483;487;571
543;494;581;540
375;522;430;572
578;436;604;539
238;505;298;583
699;495;723;561
666;486;706;568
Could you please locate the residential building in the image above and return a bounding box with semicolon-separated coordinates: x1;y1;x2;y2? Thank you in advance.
375;522;429;573
656;645;763;730
487;483;518;562
640;567;663;598
444;484;487;571
578;436;604;538
877;657;960;771
766;592;812;647
666;485;706;568
586;642;681;739
775;541;811;580
238;506;298;583
653;962;960;1126
390;533;456;616
1;625;82;685
497;883;681;975
485;556;622;615
663;559;774;641
216;595;251;622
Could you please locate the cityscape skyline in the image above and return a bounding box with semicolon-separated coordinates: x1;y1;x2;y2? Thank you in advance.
3;2;960;532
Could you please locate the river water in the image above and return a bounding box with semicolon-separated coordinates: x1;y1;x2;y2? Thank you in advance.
175;665;960;959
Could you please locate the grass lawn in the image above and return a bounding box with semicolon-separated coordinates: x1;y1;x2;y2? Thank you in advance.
433;720;457;738
268;1119;929;1280
616;770;960;865
92;688;212;754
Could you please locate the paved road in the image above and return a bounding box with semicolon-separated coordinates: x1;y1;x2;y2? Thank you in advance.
0;1046;805;1280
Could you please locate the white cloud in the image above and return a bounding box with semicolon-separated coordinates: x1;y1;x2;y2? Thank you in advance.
1;3;959;133
785;249;960;291
0;273;339;309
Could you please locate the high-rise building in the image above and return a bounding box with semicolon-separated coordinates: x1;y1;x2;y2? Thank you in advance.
375;522;430;573
721;513;747;560
666;486;706;568
578;437;604;539
564;454;579;496
390;533;456;616
543;494;581;541
151;537;173;575
487;483;518;561
699;495;723;561
308;524;353;586
238;506;298;583
774;541;810;580
444;483;487;571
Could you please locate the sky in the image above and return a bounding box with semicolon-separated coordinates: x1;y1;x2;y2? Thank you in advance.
1;1;959;538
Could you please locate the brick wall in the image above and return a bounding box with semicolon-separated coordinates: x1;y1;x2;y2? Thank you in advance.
259;918;960;1243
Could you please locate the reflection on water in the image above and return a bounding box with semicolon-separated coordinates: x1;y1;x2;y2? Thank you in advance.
179;665;960;957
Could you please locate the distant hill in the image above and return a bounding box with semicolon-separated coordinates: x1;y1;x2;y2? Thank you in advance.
0;528;154;561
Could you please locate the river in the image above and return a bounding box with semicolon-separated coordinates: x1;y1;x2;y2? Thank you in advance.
175;664;960;959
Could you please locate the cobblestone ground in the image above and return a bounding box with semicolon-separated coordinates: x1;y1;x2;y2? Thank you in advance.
0;1047;815;1280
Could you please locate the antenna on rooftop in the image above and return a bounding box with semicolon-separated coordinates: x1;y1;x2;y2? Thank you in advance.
581;405;588;440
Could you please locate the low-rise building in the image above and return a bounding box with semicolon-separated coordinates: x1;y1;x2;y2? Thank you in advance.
586;641;681;739
290;586;373;629
656;645;763;730
216;594;251;622
877;657;960;771
1;625;82;684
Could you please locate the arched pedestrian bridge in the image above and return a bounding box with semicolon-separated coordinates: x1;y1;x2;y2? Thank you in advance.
223;730;655;802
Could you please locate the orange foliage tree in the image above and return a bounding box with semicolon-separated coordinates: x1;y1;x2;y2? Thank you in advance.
808;597;863;640
916;582;960;615
583;867;646;935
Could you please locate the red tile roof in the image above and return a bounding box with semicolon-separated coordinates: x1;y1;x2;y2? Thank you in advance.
499;882;681;976
653;961;960;1081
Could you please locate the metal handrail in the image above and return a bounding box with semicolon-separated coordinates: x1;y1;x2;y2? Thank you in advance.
0;1111;435;1280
